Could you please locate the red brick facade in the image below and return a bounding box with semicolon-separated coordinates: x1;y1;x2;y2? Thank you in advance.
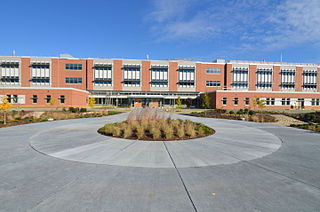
0;56;319;109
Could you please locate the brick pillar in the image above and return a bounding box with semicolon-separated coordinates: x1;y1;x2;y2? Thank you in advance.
249;65;257;91
141;61;151;91
196;63;204;92
21;58;30;87
225;64;233;90
272;66;281;91
169;62;178;91
295;67;303;92
113;60;123;91
51;58;59;87
86;59;94;90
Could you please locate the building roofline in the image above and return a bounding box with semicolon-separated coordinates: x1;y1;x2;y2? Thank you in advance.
0;55;319;66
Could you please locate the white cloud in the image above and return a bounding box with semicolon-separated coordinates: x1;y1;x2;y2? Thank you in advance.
146;0;320;50
264;0;320;48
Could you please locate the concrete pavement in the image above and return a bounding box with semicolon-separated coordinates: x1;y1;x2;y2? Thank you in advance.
0;113;320;211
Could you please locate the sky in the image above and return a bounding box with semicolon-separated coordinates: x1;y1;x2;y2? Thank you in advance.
0;0;319;63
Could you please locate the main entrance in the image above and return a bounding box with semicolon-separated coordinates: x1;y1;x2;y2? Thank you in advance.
132;98;161;108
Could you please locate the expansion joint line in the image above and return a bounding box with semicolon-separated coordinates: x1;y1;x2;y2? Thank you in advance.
163;142;198;212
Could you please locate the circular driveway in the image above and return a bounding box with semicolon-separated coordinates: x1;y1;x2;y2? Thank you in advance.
1;113;320;211
29;113;281;168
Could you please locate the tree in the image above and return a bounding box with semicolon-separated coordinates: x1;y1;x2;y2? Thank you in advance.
88;97;96;108
176;96;182;107
0;96;13;125
253;98;266;109
186;98;193;108
202;93;210;109
49;98;56;106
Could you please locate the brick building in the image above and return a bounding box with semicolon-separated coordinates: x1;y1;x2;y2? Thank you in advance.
0;55;319;109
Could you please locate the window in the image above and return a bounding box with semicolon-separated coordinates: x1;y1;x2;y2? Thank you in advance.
222;97;227;105
245;98;250;105
46;95;51;104
65;77;82;84
65;64;82;70
206;68;221;74
232;67;248;89
151;66;168;87
94;64;112;86
206;81;221;87
282;98;291;106
60;95;65;104
12;95;18;103
123;65;141;87
234;97;239;105
311;99;320;106
32;95;38;104
303;70;317;91
266;98;275;105
31;63;50;85
178;66;195;88
280;69;296;90
256;68;273;89
0;62;20;84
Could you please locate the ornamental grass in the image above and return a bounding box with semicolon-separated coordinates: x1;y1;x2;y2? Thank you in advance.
98;108;214;141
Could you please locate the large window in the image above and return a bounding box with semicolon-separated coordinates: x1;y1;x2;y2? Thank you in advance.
94;64;112;86
0;62;20;84
303;70;317;91
65;64;82;70
65;77;82;84
206;81;221;87
256;68;272;89
178;66;195;88
123;65;140;87
206;68;221;74
151;66;168;87
232;67;248;89
281;69;295;90
31;62;50;85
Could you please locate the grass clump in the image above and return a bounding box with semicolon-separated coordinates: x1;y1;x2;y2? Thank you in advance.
98;108;214;141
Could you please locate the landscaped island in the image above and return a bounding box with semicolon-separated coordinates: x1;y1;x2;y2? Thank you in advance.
98;108;214;141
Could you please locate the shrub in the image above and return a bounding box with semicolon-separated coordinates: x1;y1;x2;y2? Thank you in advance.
69;107;76;113
229;111;235;115
80;108;87;112
248;110;255;115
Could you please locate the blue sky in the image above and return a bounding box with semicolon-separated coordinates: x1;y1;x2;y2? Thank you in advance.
0;0;319;63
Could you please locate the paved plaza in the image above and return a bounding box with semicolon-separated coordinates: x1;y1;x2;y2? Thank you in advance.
1;113;320;211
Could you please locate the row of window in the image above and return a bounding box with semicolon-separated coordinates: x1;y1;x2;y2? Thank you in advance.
206;81;221;87
221;97;320;106
31;95;65;104
65;77;82;84
65;64;82;70
222;97;250;106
